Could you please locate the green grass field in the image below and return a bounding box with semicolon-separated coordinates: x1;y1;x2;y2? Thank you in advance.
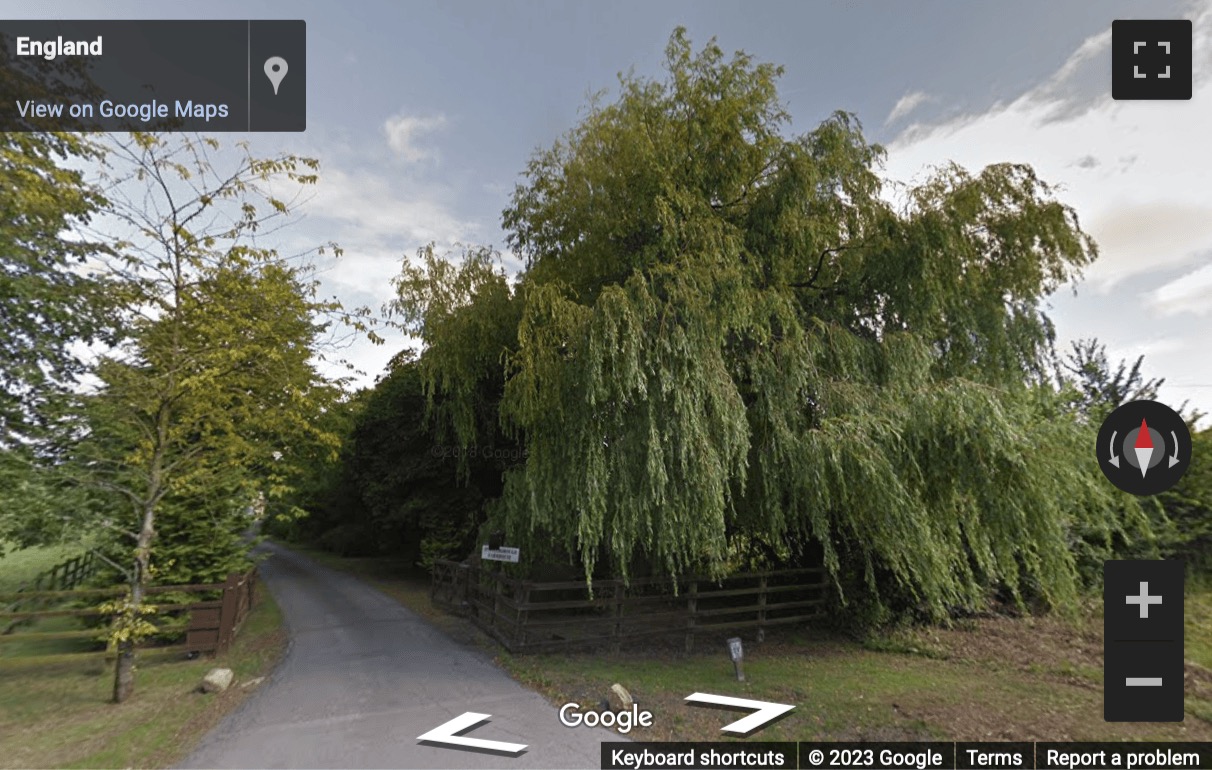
0;587;285;769
0;540;88;593
1;539;113;661
288;541;1212;743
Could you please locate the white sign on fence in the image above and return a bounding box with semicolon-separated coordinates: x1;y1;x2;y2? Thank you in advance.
481;545;520;563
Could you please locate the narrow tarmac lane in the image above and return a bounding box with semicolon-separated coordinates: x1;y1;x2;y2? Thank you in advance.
180;542;619;769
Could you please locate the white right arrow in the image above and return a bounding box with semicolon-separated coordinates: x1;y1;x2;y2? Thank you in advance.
417;712;527;754
1169;431;1181;468
684;692;795;735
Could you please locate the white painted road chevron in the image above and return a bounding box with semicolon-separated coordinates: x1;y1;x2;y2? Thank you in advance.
683;693;795;734
417;712;528;754
178;542;621;769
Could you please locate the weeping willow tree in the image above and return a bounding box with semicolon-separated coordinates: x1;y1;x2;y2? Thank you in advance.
394;30;1144;616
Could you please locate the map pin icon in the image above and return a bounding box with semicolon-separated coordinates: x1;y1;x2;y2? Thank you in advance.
264;56;288;95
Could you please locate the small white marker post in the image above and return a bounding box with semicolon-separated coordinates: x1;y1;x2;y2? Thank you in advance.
727;636;744;682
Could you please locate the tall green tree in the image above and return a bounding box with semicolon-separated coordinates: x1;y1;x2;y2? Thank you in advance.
396;30;1141;617
1161;427;1212;574
326;352;517;566
0;132;111;436
0;132;114;554
66;134;342;702
0;47;115;549
1059;338;1164;419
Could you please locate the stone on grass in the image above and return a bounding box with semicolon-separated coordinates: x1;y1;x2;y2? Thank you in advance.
200;667;234;693
608;683;633;710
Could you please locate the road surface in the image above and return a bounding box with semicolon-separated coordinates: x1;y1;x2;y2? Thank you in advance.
180;542;620;769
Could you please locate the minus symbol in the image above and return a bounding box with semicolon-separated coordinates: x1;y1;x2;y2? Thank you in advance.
1125;677;1163;686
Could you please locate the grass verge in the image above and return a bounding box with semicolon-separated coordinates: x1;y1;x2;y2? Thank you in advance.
0;588;286;769
281;540;1212;744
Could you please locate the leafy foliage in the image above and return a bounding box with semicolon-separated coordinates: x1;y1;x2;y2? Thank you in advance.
390;245;519;460
0;131;117;555
32;134;348;701
0;132;112;446
96;594;160;651
0;471;114;567
394;30;1141;617
1059;338;1165;419
287;352;516;569
1158;428;1212;574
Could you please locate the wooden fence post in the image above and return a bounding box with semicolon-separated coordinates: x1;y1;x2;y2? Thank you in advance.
490;571;501;632
216;572;242;653
758;575;767;643
612;584;624;654
510;581;523;650
518;583;530;650
685;580;698;654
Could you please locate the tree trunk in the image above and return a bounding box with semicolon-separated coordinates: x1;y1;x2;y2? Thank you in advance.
112;323;168;704
112;509;153;704
112;641;135;703
111;558;145;703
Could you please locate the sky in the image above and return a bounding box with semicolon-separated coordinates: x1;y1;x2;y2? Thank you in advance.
7;0;1211;419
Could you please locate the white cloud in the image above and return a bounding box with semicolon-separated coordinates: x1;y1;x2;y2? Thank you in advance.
1084;203;1212;288
1110;336;1188;363
309;167;473;247
1150;261;1212;315
383;113;447;163
885;90;931;125
310;247;408;298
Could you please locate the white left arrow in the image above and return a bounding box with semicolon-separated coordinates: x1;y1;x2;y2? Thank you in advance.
685;692;795;735
417;712;527;754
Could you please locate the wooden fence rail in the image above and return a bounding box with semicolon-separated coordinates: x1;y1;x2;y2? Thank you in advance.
431;561;827;653
3;551;105;634
0;569;258;667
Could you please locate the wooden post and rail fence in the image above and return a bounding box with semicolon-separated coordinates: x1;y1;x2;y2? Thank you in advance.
0;567;258;667
431;560;828;653
2;550;104;635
